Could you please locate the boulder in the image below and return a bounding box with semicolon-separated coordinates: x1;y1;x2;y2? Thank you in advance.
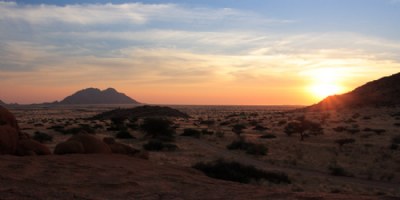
0;106;51;156
0;125;19;155
0;105;19;129
16;139;51;156
54;140;84;155
54;134;111;155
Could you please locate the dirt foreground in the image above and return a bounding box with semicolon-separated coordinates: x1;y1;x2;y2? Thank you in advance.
0;154;384;200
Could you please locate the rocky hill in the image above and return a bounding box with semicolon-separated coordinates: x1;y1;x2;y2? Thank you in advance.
59;88;139;104
307;72;400;110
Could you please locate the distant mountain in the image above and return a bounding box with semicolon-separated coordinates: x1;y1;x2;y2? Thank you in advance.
59;88;139;104
307;72;400;110
0;100;4;105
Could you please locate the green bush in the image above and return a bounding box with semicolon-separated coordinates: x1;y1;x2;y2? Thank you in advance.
193;159;290;184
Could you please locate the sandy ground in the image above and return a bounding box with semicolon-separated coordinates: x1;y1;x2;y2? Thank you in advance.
0;154;383;200
4;105;400;199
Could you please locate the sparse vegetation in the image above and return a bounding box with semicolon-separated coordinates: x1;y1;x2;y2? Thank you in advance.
193;159;291;184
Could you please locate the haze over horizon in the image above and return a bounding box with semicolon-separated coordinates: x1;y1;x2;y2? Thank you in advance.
1;0;399;105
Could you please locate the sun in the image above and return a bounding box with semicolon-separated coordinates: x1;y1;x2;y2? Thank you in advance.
306;68;345;100
310;84;342;99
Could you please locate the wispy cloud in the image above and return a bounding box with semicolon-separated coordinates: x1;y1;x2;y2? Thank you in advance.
0;1;399;104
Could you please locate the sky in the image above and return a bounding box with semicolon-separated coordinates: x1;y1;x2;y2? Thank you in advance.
1;0;400;105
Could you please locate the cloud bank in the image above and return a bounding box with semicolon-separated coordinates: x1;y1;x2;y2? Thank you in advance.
0;1;399;104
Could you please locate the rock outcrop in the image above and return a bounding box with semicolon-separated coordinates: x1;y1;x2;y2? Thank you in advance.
0;105;50;156
0;125;19;154
54;134;112;154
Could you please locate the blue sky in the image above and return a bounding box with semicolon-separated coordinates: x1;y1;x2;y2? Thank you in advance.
1;0;400;104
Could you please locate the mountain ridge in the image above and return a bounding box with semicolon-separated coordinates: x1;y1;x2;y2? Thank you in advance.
59;87;139;105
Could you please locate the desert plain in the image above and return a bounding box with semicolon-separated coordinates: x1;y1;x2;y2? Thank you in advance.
1;104;399;200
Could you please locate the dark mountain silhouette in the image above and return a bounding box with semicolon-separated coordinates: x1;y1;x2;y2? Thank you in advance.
92;105;190;120
59;88;139;104
0;100;5;105
307;72;400;110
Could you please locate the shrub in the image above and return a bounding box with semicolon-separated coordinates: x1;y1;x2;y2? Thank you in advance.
347;128;360;134
227;139;249;150
33;131;53;143
335;138;355;147
277;120;287;126
200;120;215;126
216;131;225;138
329;165;349;177
34;123;44;127
193;159;290;184
227;139;267;155
245;144;268;155
253;125;268;131
333;126;346;132
392;135;400;144
59;124;96;135
143;140;178;151
390;144;398;150
181;128;201;138
48;125;65;131
116;130;135;139
201;129;214;135
260;134;277;139
232;124;246;135
284;119;323;141
373;129;386;134
140;118;175;141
